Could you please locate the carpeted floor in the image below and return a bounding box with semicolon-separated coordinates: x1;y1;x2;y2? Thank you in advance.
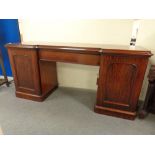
0;84;155;135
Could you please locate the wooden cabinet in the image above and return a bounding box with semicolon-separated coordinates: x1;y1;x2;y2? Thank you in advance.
95;50;151;120
7;48;41;95
6;43;152;120
7;47;58;101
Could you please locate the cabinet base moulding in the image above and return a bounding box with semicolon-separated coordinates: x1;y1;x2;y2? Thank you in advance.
15;85;58;102
94;105;136;120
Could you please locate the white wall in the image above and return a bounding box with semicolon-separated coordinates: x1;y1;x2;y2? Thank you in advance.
136;20;155;64
19;19;155;100
19;19;133;90
136;20;155;100
19;19;133;45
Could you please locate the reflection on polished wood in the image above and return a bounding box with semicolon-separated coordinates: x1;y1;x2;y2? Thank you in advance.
6;43;152;120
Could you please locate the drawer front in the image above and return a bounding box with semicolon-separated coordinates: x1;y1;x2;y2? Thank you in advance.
8;48;41;95
39;49;100;66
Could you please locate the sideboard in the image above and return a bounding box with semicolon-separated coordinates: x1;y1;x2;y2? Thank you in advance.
5;43;152;120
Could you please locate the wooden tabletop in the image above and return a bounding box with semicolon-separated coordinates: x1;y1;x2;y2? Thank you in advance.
5;42;153;57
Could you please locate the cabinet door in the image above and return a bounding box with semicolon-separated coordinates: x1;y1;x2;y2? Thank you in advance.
8;48;41;95
97;55;148;112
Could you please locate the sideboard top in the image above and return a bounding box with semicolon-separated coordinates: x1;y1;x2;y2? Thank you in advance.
5;42;153;57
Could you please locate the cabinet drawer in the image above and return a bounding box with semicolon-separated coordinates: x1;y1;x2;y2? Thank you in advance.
39;49;100;66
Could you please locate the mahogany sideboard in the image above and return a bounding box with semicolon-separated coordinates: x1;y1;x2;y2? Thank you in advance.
5;43;152;120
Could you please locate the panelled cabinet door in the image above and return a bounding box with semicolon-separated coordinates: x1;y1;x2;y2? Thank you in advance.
97;55;148;112
8;48;41;95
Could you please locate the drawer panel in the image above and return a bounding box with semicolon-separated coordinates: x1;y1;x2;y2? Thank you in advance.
39;49;100;66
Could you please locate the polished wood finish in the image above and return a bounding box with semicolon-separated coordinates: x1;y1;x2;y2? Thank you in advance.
6;42;150;51
7;48;41;95
139;65;155;118
95;52;150;120
39;49;100;66
7;47;58;101
5;43;152;120
39;60;58;96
